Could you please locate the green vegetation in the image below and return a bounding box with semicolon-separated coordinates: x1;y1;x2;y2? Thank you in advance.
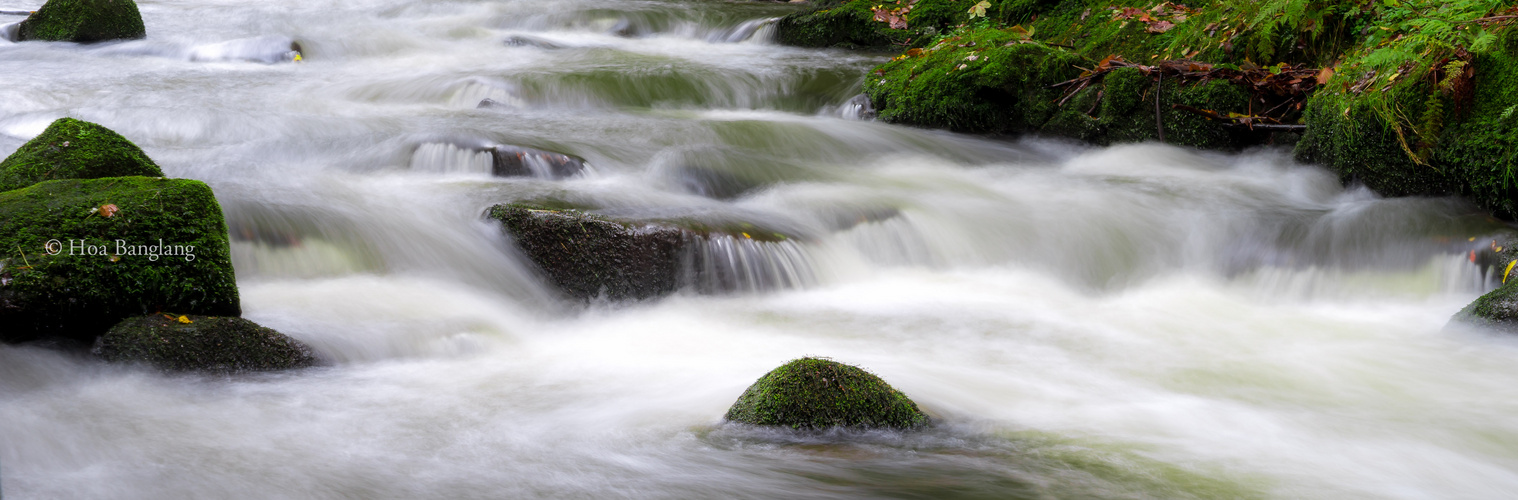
0;177;240;343
725;357;929;430
0;118;163;192
94;314;317;373
775;0;910;49
1291;1;1518;213
16;0;146;43
1455;278;1518;332
791;0;1518;216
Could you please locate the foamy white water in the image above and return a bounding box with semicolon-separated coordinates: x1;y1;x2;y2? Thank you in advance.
4;0;1518;498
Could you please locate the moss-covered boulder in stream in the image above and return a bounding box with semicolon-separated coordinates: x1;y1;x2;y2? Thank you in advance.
16;0;146;43
725;357;929;430
0;177;240;343
0;118;163;192
1453;279;1518;332
93;314;317;373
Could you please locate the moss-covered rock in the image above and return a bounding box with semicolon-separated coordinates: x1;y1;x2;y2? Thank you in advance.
865;32;1085;133
1296;24;1518;218
488;204;687;301
775;0;909;49
0;177;240;343
93;314;317;373
16;0;146;43
1453;280;1518;333
725;357;929;430
0;118;163;192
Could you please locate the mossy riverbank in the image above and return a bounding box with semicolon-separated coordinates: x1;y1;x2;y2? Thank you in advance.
781;0;1518;217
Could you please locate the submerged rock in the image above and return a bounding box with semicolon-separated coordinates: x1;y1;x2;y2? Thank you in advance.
503;35;565;50
487;204;686;300
0;117;164;192
486;203;806;300
0;177;241;343
16;0;146;43
725;357;929;430
490;145;587;179
93;314;317;373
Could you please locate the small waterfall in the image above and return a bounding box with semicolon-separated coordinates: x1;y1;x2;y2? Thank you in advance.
706;18;778;44
409;142;494;175
839;94;876;120
448;77;524;108
188;36;302;64
683;234;816;293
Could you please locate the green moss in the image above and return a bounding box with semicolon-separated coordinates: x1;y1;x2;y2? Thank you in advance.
0;118;163;192
775;0;909;49
865;31;1085;133
0;177;240;343
1454;280;1518;332
725;357;929;430
16;0;146;43
93;314;317;373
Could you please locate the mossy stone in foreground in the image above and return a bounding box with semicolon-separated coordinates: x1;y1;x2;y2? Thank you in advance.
16;0;146;43
94;315;317;373
725;357;928;430
1453;281;1518;333
0;118;163;192
0;177;240;343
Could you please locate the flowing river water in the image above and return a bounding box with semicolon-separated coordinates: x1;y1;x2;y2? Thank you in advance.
5;0;1518;498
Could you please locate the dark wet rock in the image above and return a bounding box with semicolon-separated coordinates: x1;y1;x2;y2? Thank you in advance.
93;314;317;373
487;204;685;300
0;177;240;344
16;0;146;43
841;94;875;120
487;202;808;300
0;117;164;192
477;98;511;109
504;35;565;50
725;357;929;430
490;145;587;179
1;21;20;43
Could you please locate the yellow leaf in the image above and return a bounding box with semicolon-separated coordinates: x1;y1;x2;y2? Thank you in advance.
177;315;192;324
968;0;990;18
1506;260;1516;284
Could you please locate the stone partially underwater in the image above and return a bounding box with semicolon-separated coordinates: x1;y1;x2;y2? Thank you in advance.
16;0;146;43
0;177;241;344
409;141;588;179
486;204;813;301
725;357;929;430
0;119;308;373
93;314;318;373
